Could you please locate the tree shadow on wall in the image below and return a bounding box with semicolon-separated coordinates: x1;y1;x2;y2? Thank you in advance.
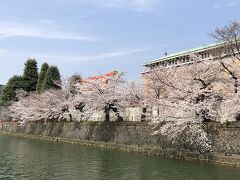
96;121;117;142
85;121;117;142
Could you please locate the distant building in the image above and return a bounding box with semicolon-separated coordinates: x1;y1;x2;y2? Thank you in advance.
79;71;119;92
142;42;234;73
81;71;119;84
141;42;239;98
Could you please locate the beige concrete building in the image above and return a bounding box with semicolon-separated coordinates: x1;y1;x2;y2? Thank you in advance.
143;42;233;73
141;42;239;99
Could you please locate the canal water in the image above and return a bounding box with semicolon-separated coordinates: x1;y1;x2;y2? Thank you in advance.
0;135;240;180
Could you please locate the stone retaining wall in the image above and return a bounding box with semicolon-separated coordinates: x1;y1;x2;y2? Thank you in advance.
1;121;240;167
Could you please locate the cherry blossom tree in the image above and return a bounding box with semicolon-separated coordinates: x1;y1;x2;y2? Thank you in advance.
140;22;240;152
145;55;227;152
9;89;76;125
74;72;142;121
216;92;240;123
210;21;240;93
210;21;240;58
8;72;142;124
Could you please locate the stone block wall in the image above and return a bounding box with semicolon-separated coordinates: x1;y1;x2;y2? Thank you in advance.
1;121;240;154
1;121;240;166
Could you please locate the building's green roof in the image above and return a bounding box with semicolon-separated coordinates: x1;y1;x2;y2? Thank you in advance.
144;41;225;66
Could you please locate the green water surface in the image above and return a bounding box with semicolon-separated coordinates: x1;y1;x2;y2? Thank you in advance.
0;135;240;180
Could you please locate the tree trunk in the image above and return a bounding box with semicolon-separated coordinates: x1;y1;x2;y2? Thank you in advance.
104;107;110;122
141;107;147;121
234;78;238;94
110;106;123;122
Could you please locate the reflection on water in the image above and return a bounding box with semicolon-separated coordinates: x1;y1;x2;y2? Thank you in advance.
0;135;240;180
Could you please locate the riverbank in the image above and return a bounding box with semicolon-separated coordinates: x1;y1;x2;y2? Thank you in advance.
1;121;240;167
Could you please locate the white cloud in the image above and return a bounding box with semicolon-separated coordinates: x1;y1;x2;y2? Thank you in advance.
82;0;167;12
0;48;8;55
0;48;148;63
35;48;148;63
0;49;148;63
38;19;56;25
213;0;240;9
228;0;239;6
213;3;220;9
0;21;96;41
71;15;89;20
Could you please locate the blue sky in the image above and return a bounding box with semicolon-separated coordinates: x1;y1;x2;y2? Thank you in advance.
0;0;239;84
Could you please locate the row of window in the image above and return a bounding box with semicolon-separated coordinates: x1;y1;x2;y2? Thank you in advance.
148;56;192;70
146;47;234;71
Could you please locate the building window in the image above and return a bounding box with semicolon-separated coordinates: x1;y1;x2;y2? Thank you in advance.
182;58;186;63
175;58;178;64
207;52;210;57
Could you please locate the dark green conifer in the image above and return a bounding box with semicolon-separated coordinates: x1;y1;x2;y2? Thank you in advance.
36;63;49;93
0;75;25;105
23;59;38;92
42;66;61;91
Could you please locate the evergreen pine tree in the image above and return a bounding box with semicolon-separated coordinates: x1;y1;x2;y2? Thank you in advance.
36;63;49;93
0;75;25;105
42;66;61;91
0;85;4;97
23;59;38;92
